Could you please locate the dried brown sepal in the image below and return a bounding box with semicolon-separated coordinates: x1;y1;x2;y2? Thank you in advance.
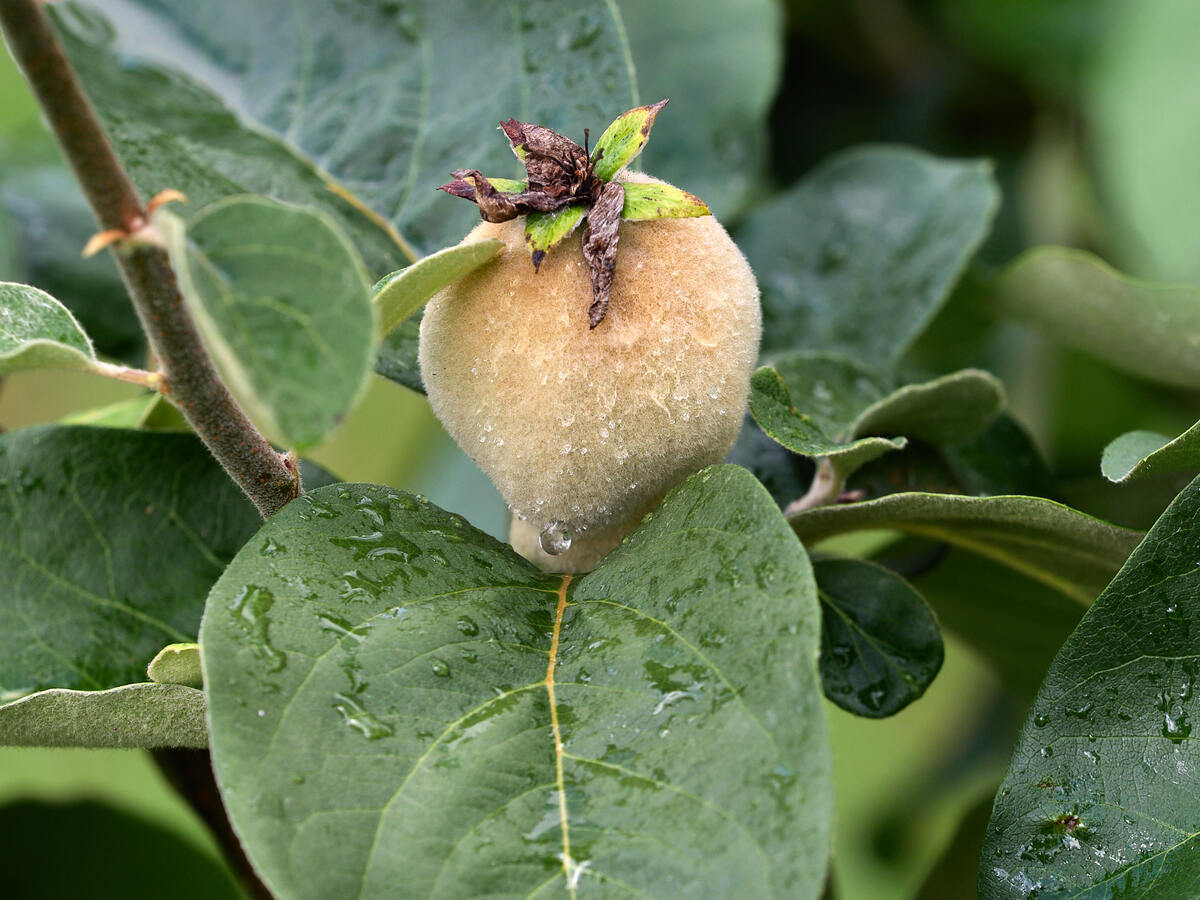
438;170;567;223
499;120;600;204
582;180;625;329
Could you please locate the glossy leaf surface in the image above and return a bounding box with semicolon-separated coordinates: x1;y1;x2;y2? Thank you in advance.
203;466;832;899
981;475;1200;898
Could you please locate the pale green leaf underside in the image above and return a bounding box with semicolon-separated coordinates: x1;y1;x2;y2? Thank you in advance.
1101;422;1200;483
993;247;1200;390
852;367;1005;446
374;239;503;337
0;280;95;375
0;682;206;749
0;426;265;696
592;100;667;182
203;466;832;899
620;181;710;221
981;474;1200;898
525;204;587;260
814;557;943;718
55;0;638;263
147;643;203;688
790;492;1142;605
162;196;374;451
741;146;999;363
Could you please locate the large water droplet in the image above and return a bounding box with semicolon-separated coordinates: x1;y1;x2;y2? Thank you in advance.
539;521;572;556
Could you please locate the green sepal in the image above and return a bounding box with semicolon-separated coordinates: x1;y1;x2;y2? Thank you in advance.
592;98;669;182
485;176;526;193
524;204;588;270
621;181;711;221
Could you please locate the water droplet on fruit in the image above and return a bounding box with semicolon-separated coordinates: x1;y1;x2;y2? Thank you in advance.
539;521;572;555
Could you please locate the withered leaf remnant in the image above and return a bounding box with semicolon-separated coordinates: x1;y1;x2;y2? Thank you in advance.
438;99;710;329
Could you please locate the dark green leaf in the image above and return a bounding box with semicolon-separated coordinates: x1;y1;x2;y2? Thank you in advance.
814;558;943;718
992;247;1200;389
55;0;638;264
0;281;96;374
790;492;1141;604
1101;422;1200;484
741;146;999;363
147;643;203;688
0;800;241;899
374;316;424;394
374;238;502;337
591;100;668;182
0;683;206;749
524;204;587;266
0;426;263;695
981;474;1200;898
617;0;782;219
162;196;374;450
853;368;1005;446
620;181;710;220
202;466;832;898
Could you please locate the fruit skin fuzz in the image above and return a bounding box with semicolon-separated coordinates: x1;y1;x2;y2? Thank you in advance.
419;173;761;573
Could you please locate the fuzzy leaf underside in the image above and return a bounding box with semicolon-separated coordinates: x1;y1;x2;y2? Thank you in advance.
981;475;1200;898
0;683;207;748
202;466;833;899
1101;422;1200;484
0;281;96;375
374;239;503;337
147;643;203;688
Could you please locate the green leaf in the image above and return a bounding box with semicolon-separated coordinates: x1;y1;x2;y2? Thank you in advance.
161;196;375;450
749;366;906;480
485;177;526;193
814;558;943;718
147;643;203;689
591;99;669;182
853;368;1006;446
374;238;502;338
620;181;711;221
0;426;264;696
374;317;423;394
1102;422;1200;484
617;0;782;219
790;493;1142;604
524;204;588;268
203;467;832;898
60;395;160;428
0;683;206;749
0;281;95;374
993;247;1200;390
740;146;999;363
54;0;638;264
981;474;1200;898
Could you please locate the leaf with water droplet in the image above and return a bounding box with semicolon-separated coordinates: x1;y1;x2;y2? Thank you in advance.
981;474;1200;898
202;466;832;898
814;558;943;718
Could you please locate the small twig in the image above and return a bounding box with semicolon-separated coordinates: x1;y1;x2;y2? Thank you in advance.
0;0;298;518
785;458;844;517
152;749;274;900
88;360;164;391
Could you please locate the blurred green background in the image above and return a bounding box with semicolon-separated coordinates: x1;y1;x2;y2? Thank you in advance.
3;1;1199;897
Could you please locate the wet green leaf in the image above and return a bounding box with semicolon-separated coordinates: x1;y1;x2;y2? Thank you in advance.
993;247;1200;389
54;0;638;265
374;239;502;338
814;558;943;718
0;426;264;696
161;196;374;451
202;466;832;899
620;181;711;221
741;146;999;363
0;683;206;749
981;474;1200;899
0;281;95;375
591;100;668;182
147;643;203;689
790;492;1141;604
617;0;782;219
1101;423;1200;484
524;204;587;268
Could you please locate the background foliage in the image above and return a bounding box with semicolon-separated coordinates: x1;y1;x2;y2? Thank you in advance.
3;1;1200;898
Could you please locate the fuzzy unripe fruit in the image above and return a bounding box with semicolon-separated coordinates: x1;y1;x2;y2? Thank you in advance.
419;173;761;572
